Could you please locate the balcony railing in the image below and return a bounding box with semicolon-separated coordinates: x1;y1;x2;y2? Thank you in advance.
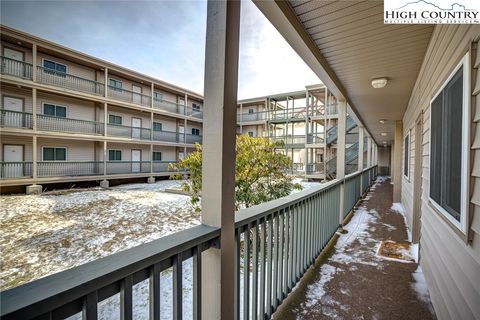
0;166;377;320
0;56;33;80
0;109;33;129
306;163;325;174
306;133;325;144
186;134;202;144
270;108;306;121
186;106;203;119
152;160;176;172
237;110;268;122
37;161;103;177
0;162;32;179
107;124;151;140
271;135;305;146
37;114;104;135
108;86;152;107
36;66;104;96
152;129;180;143
152;98;186;115
106;161;151;174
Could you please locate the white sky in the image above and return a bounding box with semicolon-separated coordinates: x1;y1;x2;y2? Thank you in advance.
1;0;320;99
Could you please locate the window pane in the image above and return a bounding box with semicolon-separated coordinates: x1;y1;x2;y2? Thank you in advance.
56;106;67;118
249;109;254;114
444;68;463;220
55;148;66;161
43;60;55;70
153;152;162;161
109;150;115;160
55;64;67;74
430;94;443;205
116;150;122;160
43;148;55;161
404;135;409;177
44;104;55;116
153;122;162;131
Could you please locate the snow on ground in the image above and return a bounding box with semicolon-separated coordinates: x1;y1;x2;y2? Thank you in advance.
391;202;412;242
0;179;200;290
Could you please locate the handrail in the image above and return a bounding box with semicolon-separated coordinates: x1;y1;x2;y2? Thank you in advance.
0;224;220;319
37;66;104;96
0;56;33;80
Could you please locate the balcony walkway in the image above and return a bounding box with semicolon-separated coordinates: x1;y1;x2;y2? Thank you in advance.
273;177;436;320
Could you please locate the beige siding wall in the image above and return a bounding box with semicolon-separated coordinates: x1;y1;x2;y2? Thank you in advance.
402;25;480;320
107;74;151;96
152;115;178;132
106;143;151;161
1;85;33;113
242;125;265;137
107;105;151;128
37;138;95;161
37;92;96;121
1;41;33;63
187;121;202;135
0;135;33;161
37;52;96;81
152;146;176;161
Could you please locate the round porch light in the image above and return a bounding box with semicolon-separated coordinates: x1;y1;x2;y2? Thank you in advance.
371;78;388;89
381;132;387;136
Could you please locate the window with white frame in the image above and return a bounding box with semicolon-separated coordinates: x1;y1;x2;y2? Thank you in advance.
108;150;122;161
43;103;67;118
43;59;67;77
43;147;66;161
404;131;410;179
108;114;122;125
429;53;469;233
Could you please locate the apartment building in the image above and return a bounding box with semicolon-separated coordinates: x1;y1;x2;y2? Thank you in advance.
0;25;203;193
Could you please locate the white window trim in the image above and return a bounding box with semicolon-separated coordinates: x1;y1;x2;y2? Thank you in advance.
42;102;68;118
403;130;410;181
108;149;122;161
428;52;470;234
41;146;68;161
42;58;68;74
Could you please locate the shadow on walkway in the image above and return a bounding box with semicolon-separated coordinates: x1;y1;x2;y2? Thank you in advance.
273;177;436;320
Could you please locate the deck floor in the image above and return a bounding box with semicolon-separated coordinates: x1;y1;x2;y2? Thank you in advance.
273;177;436;319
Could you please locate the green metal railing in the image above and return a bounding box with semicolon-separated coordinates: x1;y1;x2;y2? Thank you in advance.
0;162;32;179
153;98;186;115
106;161;151;174
107;124;151;140
237;110;268;122
0;56;32;80
343;171;362;218
271;135;305;146
307;133;325;144
37;161;103;177
37;114;104;135
108;86;151;107
37;66;104;96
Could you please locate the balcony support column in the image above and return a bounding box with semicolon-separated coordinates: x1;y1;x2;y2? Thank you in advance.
336;99;347;225
103;141;107;177
32;88;37;130
32;135;37;180
104;67;108;98
304;90;309;177
151;83;154;108
358;126;364;172
104;103;108;137
32;43;37;81
201;0;241;319
367;136;372;168
393;120;403;202
239;103;243;133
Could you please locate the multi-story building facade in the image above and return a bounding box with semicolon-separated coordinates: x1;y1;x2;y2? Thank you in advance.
0;25;203;192
1;26;370;192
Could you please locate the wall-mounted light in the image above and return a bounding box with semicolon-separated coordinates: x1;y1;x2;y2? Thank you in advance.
381;132;387;136
371;77;388;89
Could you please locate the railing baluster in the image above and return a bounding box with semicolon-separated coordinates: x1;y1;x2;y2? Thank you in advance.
243;225;250;320
192;245;202;320
266;216;273;317
235;229;240;320
278;209;284;304
173;254;183;320
287;206;293;291
251;222;259;320
272;212;279;310
120;275;133;320
149;264;161;320
259;219;266;319
83;291;98;320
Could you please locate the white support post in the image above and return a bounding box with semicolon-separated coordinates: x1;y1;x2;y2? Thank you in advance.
151;83;154;108
32;43;37;81
104;103;108;137
103;141;107;176
304;90;309;177
104;67;108;98
239;103;243;133
358;126;364;172
336;100;347;225
393;120;403;202
32;88;37;130
201;1;241;319
32;136;37;180
367;136;372;168
150;144;153;173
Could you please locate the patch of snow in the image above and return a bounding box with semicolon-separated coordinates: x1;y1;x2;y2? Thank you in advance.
304;264;337;308
411;265;435;315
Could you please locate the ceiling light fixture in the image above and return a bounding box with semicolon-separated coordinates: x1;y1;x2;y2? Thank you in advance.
381;132;387;136
371;77;388;89
17;41;22;45
379;119;386;124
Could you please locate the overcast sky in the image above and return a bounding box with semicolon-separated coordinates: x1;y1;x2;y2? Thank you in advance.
1;0;320;99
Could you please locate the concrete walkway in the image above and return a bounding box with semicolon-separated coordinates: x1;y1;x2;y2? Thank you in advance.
273;177;436;320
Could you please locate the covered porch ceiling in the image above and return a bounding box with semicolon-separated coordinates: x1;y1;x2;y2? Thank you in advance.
254;0;434;145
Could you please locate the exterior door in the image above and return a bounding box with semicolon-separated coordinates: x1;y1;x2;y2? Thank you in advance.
131;117;141;139
412;113;424;244
2;96;24;127
132;85;142;104
178;125;185;143
3;145;24;178
3;48;24;77
131;149;141;173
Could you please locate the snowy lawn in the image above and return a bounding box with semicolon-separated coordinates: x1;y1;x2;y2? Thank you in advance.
0;179;200;290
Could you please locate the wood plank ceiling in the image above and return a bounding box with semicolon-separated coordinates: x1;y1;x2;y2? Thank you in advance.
288;0;434;145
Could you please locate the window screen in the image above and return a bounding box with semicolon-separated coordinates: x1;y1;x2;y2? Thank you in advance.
108;150;122;161
430;67;463;222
